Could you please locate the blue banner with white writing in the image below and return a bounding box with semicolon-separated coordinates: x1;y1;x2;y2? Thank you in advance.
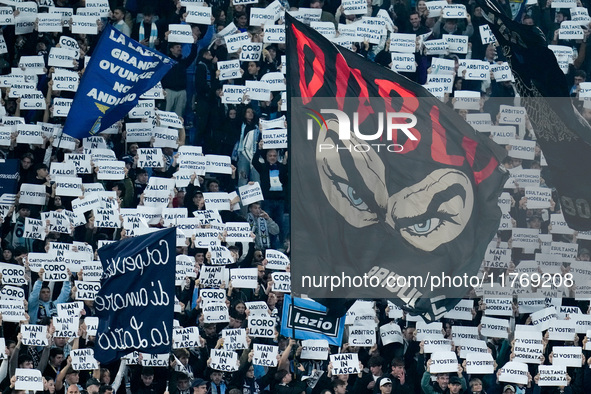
62;24;175;140
0;159;19;199
280;294;345;346
95;227;176;364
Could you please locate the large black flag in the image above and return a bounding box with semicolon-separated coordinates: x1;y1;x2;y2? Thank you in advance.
477;0;591;230
287;14;508;320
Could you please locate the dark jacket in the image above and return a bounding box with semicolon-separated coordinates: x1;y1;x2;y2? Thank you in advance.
162;43;198;91
251;149;288;200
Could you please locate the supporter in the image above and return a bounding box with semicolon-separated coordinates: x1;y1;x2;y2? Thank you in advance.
194;48;217;146
168;372;192;394
130;366;166;394
28;269;72;325
111;7;131;37
448;376;465;394
233;12;249;32
251;143;287;248
98;385;113;394
85;378;100;394
162;35;199;118
309;0;338;28
208;370;229;394
55;363;83;394
1;204;33;251
405;12;431;35
431;17;474;40
235;107;260;188
43;348;64;381
229;349;277;394
377;378;392;394
383;357;415;393
192;378;208;394
416;0;428;23
131;7;162;50
468;378;485;394
353;356;383;394
246;202;279;250
274;368;306;394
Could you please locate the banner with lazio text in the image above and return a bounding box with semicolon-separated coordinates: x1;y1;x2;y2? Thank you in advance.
280;295;345;346
62;25;175;140
94;227;176;364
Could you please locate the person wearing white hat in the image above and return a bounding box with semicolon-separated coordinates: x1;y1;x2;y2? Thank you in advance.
378;377;392;394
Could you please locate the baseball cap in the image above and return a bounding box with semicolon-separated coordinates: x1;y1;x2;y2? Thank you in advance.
86;378;100;388
503;385;516;392
449;376;462;385
379;378;392;387
192;378;208;388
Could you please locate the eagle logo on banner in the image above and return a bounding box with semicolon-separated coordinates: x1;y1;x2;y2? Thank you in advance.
286;14;508;320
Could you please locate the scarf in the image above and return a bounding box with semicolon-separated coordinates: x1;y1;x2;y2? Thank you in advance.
248;213;270;248
139;22;158;48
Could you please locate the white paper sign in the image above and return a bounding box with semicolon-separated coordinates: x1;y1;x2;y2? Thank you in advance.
15;369;43;391
21;324;48;346
253;344;278;367
168;24;194;43
552;346;582;367
429;351;458;373
0;300;25;322
530;307;557;331
480;316;509;338
538;365;567;387
466;353;495;374
222;328;248;351
71;348;99;370
173;326;201;349
230;268;258;289
265;249;289;270
301;339;330;360
217;59;241;81
210;349;239;372
499;361;529;385
0;263;25;286
330;353;360;375
239;182;264;205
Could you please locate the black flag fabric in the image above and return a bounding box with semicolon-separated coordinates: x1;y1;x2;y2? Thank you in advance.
94;227;176;364
286;14;508;320
477;0;591;230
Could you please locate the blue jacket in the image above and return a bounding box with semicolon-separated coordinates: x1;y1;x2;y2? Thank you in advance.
28;279;71;324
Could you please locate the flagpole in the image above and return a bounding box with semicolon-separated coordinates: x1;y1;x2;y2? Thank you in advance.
290;294;297;379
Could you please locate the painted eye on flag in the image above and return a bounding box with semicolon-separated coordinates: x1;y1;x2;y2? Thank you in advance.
407;218;441;235
386;169;475;252
316;119;389;228
335;181;370;211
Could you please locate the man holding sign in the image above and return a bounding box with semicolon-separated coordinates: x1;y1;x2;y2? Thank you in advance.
29;268;72;325
161;28;200;117
252;141;287;249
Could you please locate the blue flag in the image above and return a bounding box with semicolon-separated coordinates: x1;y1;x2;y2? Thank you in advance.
94;227;176;364
280;294;345;346
62;25;175;140
0;159;19;199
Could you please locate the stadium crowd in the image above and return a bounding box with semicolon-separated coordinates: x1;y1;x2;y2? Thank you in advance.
0;0;591;393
